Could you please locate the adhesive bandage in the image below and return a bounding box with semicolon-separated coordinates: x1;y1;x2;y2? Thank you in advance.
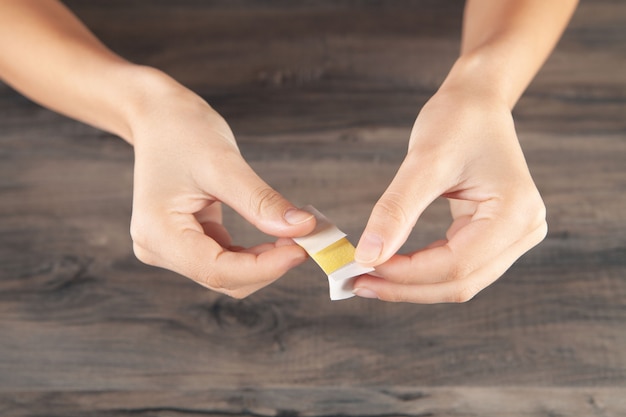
293;205;375;300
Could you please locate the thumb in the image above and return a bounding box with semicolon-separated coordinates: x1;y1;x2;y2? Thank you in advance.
355;158;443;266
217;161;316;238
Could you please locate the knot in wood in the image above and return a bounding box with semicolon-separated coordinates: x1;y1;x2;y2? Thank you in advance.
211;298;280;336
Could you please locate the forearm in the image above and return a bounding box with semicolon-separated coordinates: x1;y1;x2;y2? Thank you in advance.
440;0;578;108
0;0;175;144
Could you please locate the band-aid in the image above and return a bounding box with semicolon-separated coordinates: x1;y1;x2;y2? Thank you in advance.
311;238;355;275
293;205;374;300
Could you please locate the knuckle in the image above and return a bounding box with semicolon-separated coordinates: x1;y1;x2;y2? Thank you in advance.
526;218;548;250
129;219;149;249
130;216;172;269
393;290;411;303
450;285;480;303
130;215;162;268
130;212;164;254
525;196;547;232
373;192;410;229
380;288;407;303
132;243;158;266
202;256;236;295
445;250;472;283
535;205;548;239
508;189;547;233
534;199;547;227
212;283;255;299
536;219;549;242
226;289;250;300
446;263;463;282
204;269;227;293
250;186;283;219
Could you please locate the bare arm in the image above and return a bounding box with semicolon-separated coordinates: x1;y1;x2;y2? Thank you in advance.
0;0;143;140
0;0;315;298
453;0;578;108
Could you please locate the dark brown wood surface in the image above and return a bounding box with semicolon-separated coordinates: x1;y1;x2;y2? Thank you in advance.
1;0;625;415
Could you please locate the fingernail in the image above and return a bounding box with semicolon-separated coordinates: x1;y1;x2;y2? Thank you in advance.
355;233;383;264
354;288;379;299
284;208;314;225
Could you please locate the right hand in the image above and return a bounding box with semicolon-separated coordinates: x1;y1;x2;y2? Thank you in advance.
353;86;547;303
128;73;315;298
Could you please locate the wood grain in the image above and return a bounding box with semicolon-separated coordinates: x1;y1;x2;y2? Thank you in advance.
2;388;626;417
1;0;625;415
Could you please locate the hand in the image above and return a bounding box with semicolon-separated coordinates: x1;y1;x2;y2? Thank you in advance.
353;87;547;303
128;76;315;298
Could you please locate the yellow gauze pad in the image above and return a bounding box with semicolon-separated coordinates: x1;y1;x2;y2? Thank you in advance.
311;238;355;275
293;205;375;300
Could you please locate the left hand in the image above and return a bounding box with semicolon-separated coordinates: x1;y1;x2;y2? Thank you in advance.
352;86;547;303
128;79;315;299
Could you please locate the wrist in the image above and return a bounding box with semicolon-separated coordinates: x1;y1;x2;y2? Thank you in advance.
438;51;515;110
115;65;207;146
120;66;238;153
117;65;182;145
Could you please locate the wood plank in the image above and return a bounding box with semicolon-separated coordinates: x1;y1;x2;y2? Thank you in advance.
1;0;625;413
1;118;624;388
1;388;625;417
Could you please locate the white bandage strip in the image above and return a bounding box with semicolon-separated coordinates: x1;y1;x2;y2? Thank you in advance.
292;206;346;254
293;205;374;300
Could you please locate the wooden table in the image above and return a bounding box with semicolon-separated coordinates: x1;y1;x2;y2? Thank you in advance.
1;1;625;415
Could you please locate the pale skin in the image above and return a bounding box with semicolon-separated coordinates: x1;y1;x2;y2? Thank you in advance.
0;0;578;302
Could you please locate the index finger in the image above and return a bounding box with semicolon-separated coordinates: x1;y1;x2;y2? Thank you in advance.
172;228;308;298
353;195;547;303
133;209;308;298
354;217;547;303
373;197;546;286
